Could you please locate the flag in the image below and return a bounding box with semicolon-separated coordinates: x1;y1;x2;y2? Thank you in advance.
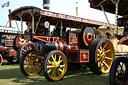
1;1;10;8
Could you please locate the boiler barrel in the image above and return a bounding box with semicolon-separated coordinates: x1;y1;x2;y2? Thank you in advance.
35;40;67;56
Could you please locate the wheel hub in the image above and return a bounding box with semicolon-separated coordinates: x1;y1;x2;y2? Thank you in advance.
52;62;60;70
99;52;105;62
29;60;34;66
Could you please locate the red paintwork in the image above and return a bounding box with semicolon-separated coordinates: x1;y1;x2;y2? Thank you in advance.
9;51;17;56
118;36;128;45
34;36;59;43
16;37;29;47
55;40;67;52
67;45;78;50
83;33;95;46
5;40;14;46
0;46;12;52
80;52;89;62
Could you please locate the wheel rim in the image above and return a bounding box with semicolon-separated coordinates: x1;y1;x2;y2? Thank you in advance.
97;40;114;73
23;51;42;76
0;54;3;65
46;53;67;81
115;60;128;84
21;44;34;57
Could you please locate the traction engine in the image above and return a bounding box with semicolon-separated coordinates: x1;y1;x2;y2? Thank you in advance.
8;6;115;81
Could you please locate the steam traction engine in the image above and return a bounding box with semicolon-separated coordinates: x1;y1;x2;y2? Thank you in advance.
0;26;20;65
0;25;34;65
9;6;115;81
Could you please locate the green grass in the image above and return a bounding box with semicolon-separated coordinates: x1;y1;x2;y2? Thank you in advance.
0;61;109;85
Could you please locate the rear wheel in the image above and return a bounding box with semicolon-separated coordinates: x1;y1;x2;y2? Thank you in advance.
109;57;128;85
43;50;67;81
18;42;34;61
20;50;42;76
89;38;115;74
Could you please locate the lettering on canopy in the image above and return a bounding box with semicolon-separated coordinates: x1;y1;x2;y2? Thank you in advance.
40;10;114;28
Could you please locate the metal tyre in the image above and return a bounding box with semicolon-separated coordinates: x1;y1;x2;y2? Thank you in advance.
18;42;34;61
109;57;128;85
43;50;68;81
89;38;115;74
20;50;42;76
0;54;3;65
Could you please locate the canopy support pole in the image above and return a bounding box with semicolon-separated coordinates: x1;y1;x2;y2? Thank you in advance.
100;5;114;34
35;15;42;33
60;20;63;37
115;3;118;34
21;18;23;34
32;16;35;34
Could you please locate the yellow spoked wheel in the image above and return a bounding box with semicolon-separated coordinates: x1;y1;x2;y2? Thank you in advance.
20;50;43;76
43;50;67;81
89;38;115;74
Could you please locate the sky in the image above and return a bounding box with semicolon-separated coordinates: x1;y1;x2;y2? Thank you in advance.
0;0;116;31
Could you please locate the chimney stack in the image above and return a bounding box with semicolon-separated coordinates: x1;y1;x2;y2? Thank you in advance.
9;9;12;27
43;0;50;10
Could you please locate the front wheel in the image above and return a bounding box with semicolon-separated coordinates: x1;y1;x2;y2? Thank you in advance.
89;38;115;74
43;50;68;81
20;50;43;76
109;57;128;85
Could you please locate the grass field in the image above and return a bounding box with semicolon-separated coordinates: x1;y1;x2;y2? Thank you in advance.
0;61;109;85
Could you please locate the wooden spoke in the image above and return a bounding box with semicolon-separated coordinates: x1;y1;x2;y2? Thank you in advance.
60;65;65;68
51;55;56;62
34;65;38;71
97;58;100;61
47;65;54;68
51;70;55;77
101;66;104;71
102;43;107;51
54;71;56;78
34;63;41;66
59;60;63;64
22;49;26;52
97;54;100;56
58;68;63;73
47;69;52;73
25;64;30;70
103;61;110;68
105;57;112;60
48;60;52;64
57;69;60;76
104;49;111;54
98;49;101;53
58;56;61;61
55;55;56;61
98;61;101;67
100;45;102;51
28;67;32;73
31;66;34;73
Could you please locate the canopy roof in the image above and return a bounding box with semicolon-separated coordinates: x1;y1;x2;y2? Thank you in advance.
89;0;128;16
9;6;115;28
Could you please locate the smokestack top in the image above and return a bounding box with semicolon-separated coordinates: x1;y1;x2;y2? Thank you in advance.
43;0;50;10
